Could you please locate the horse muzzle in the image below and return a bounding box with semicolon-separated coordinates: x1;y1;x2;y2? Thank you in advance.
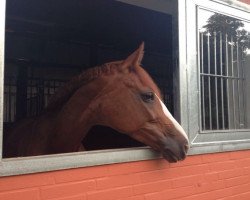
161;135;189;163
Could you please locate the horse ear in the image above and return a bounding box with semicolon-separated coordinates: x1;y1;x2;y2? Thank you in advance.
120;42;144;73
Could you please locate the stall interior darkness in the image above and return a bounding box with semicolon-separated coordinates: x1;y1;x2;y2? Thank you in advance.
4;0;174;150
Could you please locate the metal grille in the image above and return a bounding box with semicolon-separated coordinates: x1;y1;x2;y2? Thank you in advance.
4;78;65;122
4;70;173;124
4;77;17;122
26;79;65;117
200;32;247;131
4;76;173;123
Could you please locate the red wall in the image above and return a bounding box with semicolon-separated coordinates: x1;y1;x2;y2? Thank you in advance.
1;150;250;200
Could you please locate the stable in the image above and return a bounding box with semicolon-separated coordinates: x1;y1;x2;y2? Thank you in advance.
0;0;250;200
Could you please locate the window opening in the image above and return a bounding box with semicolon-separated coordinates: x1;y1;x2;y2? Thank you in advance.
3;0;175;156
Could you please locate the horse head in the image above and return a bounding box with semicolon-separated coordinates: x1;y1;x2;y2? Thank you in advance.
96;43;189;162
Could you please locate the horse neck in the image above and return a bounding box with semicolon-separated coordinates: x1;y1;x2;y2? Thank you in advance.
49;76;111;153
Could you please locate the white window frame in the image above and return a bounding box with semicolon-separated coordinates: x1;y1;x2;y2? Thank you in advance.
179;0;250;155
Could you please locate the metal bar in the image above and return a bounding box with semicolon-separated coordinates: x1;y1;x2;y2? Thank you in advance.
16;65;28;120
27;82;30;117
241;50;247;128
200;73;242;79
207;33;212;130
200;32;206;130
45;81;49;107
214;32;219;129
36;82;38;115
3;87;5;122
4;84;6;120
29;81;32;117
8;79;11;122
12;87;15;122
225;34;231;129
236;40;242;128
220;32;225;129
231;36;236;129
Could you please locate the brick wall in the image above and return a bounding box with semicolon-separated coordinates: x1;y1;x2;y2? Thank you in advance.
1;150;250;200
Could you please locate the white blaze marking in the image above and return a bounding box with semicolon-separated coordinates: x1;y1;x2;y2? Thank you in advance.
156;94;188;140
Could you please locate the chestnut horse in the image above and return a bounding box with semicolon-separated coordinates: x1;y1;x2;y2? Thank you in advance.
3;43;189;162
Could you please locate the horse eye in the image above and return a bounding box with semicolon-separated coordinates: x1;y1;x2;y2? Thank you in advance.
141;92;155;103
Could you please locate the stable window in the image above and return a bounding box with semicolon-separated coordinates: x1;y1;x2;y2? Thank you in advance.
184;0;250;154
0;0;179;176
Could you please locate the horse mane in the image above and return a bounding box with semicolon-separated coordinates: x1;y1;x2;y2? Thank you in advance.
46;60;162;111
46;61;122;111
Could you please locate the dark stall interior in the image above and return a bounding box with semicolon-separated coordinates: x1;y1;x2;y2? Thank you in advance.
4;0;174;151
